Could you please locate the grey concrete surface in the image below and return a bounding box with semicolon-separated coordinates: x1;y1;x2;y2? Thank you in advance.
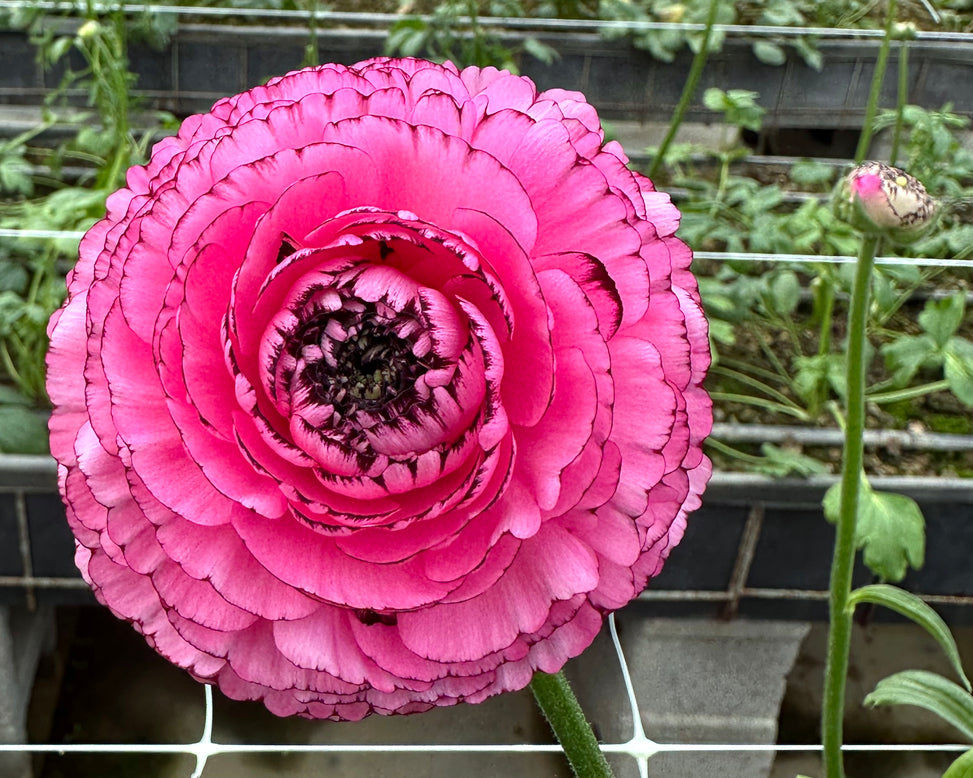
619;618;810;778
1;606;55;778
17;609;973;777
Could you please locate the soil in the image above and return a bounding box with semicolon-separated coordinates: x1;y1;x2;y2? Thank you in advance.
176;1;973;31
705;273;973;477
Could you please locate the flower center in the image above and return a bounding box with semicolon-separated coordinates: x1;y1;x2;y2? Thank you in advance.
297;307;426;417
301;311;422;416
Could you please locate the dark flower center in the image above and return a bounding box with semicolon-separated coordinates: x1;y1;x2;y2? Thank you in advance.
297;309;425;416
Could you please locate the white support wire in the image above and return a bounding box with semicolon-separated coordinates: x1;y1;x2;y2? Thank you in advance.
0;5;970;770
692;251;973;268
0;620;969;776
608;612;656;778
3;228;971;270
190;684;215;778
0;0;969;42
0;228;85;240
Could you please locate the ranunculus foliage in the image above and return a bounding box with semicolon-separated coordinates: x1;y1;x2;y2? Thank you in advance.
47;58;711;719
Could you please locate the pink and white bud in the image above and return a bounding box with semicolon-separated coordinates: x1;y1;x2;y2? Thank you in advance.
838;161;937;244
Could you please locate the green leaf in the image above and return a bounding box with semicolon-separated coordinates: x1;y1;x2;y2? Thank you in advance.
752;40;786;66
944;749;973;778
385;20;429;58
793;353;845;404
823;472;925;582
944;338;973;407
759;0;806;26
0;406;49;455
522;36;557;64
702;88;765;131
882;333;939;386
792;36;823;71
0;385;32;405
0;151;33;196
755;443;829;478
766;270;801;317
47;35;74;64
919;293;966;348
789;158;835;188
865;670;973;742
743;183;783;214
0;262;29;294
702;87;728;113
707;318;736;346
848;584;971;691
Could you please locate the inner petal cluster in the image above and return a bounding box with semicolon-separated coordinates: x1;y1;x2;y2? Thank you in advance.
265;261;442;455
223;211;513;530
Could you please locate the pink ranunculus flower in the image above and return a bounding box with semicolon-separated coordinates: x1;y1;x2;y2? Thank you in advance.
46;58;711;719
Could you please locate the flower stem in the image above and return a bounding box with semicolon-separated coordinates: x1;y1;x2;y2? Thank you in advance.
855;0;897;162
647;0;721;181
821;233;879;778
301;0;320;67
889;38;910;166
530;671;614;778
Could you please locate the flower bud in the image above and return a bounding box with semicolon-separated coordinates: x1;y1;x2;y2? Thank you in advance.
657;3;686;23
836;161;937;244
893;21;918;40
76;20;101;41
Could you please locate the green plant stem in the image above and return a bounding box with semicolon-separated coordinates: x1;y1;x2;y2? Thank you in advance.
815;274;836;359
709;391;811;421
0;342;23;386
302;0;320;66
753;326;794;381
0;120;56;154
889;39;909;166
705;437;771;465
821;233;879;778
866;379;951;405
530;671;614;778
812;276;836;416
826;400;846;432
647;0;721;180
709;365;801;408
719;357;793;387
854;0;897;162
706;153;732;219
873;267;942;328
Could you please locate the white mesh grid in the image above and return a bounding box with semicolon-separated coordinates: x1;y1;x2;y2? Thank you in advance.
0;612;969;776
0;1;970;759
2;248;972;768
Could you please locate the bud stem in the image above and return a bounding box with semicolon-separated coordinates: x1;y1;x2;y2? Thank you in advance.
821;233;879;778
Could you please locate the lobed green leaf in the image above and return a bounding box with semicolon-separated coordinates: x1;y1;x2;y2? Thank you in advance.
882;333;939;386
823;472;925;583
919;293;966;348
